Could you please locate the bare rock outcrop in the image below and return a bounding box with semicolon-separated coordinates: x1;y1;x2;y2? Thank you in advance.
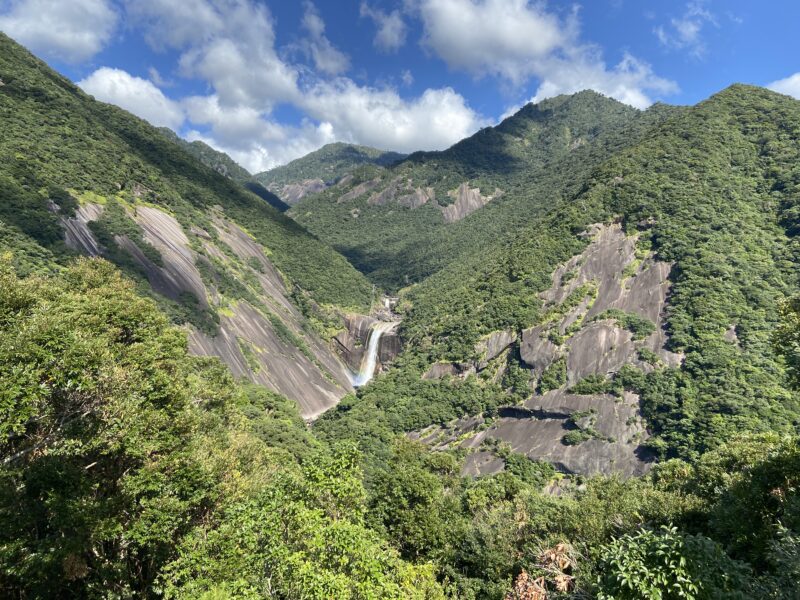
440;183;503;223
338;177;382;203
366;177;435;209
332;314;402;374
62;203;104;256
433;223;682;478
520;325;561;375
476;330;517;369
272;179;327;204
59;202;355;419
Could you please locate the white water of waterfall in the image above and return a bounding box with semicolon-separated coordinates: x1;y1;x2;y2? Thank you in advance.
350;321;396;387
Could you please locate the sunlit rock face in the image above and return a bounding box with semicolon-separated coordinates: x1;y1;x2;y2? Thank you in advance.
417;223;683;478
61;202;355;420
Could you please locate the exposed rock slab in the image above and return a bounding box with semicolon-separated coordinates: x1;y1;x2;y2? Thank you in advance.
62;203;104;256
520;324;561;374
566;322;635;383
332;314;401;375
422;362;476;380
366;177;434;209
60;202;355;417
432;223;682;478
272;179;327;204
188;302;347;419
460;389;651;477
132;206;209;306
476;330;517;369
440;183;502;223
338;177;382;203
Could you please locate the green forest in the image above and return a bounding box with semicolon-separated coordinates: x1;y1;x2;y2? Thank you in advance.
1;30;799;600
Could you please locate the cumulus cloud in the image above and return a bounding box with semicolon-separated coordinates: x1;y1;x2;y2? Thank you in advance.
182;81;485;173
126;0;300;111
531;51;678;110
117;0;485;172
300;2;350;76
415;0;675;109
418;0;568;83
360;2;407;53
301;80;486;153
768;73;800;99
183;94;337;172
0;0;117;63
78;67;185;129
654;1;717;58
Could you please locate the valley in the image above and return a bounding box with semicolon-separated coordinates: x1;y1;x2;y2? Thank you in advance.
1;28;799;600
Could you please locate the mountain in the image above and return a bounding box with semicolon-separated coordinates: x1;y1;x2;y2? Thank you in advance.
158;127;253;183
254;142;406;204
0;31;369;417
289;91;683;289
320;83;800;471
2;28;800;599
158;127;291;212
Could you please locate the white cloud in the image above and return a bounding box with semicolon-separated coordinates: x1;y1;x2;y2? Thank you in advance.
401;69;414;86
182;94;336;172
654;1;717;58
768;73;800;99
418;0;568;83
301;80;486;153
0;0;117;63
360;2;407;53
148;66;172;88
78;67;185;129
300;2;350;76
531;51;678;110
119;0;485;169
415;0;676;109
126;0;300;111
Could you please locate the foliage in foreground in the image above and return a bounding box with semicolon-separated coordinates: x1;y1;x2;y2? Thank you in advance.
0;258;441;599
0;257;798;599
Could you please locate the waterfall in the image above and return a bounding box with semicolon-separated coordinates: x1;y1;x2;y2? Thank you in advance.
351;321;396;387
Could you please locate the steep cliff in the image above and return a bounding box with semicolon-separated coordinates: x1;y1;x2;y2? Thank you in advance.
0;32;370;418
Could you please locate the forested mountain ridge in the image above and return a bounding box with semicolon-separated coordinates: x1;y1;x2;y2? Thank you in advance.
254;142;406;205
1;26;800;600
0;32;369;415
157;127;253;183
157;128;291;212
290;91;683;289
318;83;800;477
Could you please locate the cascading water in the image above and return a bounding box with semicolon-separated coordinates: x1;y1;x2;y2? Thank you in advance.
350;321;396;387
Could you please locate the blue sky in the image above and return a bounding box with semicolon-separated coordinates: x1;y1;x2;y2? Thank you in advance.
1;0;799;173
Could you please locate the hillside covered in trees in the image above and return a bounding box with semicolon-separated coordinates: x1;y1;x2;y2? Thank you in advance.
1;29;799;600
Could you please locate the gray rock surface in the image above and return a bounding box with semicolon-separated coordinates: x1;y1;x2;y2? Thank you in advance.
422;362;476;380
338;177;382;203
520;324;561;374
429;223;681;478
440;183;502;223
476;330;517;369
188;302;346;419
59;202;355;419
332;314;401;374
271;179;327;204
62;203;104;256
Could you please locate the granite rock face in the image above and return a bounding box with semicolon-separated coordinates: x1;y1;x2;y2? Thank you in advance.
338;177;383;203
421;223;681;478
59;202;355;419
62;203;104;256
332;314;402;374
270;179;327;205
440;183;503;223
